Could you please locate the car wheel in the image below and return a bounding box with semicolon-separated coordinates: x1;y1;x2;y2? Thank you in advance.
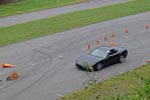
96;63;103;71
119;55;125;63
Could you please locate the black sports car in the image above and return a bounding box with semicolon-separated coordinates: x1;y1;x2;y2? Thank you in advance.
76;46;128;71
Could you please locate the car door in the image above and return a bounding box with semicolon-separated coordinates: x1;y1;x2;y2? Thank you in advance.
107;49;118;64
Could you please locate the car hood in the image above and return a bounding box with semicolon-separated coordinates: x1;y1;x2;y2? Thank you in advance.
76;54;105;67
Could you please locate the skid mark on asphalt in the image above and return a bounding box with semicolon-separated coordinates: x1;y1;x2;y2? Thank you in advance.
3;46;66;100
0;47;63;100
1;13;150;100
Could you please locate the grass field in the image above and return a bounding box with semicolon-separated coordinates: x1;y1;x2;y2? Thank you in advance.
58;64;150;100
0;0;79;17
0;0;150;47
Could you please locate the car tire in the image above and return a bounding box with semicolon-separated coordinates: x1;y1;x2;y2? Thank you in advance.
96;63;103;71
119;55;125;63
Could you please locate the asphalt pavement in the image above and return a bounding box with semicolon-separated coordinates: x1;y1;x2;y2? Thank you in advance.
0;12;150;100
0;0;131;27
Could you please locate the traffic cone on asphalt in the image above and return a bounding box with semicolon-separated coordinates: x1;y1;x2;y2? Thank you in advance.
88;43;91;51
110;38;115;46
103;35;107;41
7;71;19;81
146;23;149;29
125;27;129;33
11;71;19;79
2;63;15;68
111;32;115;37
96;40;100;46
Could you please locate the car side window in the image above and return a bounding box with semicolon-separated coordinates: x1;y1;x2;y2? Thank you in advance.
109;49;118;55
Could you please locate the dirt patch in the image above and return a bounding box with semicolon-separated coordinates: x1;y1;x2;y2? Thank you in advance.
0;0;24;4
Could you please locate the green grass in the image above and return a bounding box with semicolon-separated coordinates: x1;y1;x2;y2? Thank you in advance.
58;64;150;100
0;0;150;47
0;0;80;17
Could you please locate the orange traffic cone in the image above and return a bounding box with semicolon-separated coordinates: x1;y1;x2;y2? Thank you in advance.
125;27;128;33
146;23;149;29
147;58;150;63
88;43;91;51
112;32;115;37
11;71;19;79
103;35;107;41
2;63;15;68
110;38;115;46
80;0;86;3
96;40;100;46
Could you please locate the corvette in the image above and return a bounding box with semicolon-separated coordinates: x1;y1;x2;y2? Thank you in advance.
76;46;128;71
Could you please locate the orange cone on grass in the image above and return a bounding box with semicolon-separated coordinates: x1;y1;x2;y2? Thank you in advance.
147;58;150;63
80;0;86;3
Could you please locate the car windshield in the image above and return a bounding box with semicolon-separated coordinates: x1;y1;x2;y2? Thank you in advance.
90;49;108;58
